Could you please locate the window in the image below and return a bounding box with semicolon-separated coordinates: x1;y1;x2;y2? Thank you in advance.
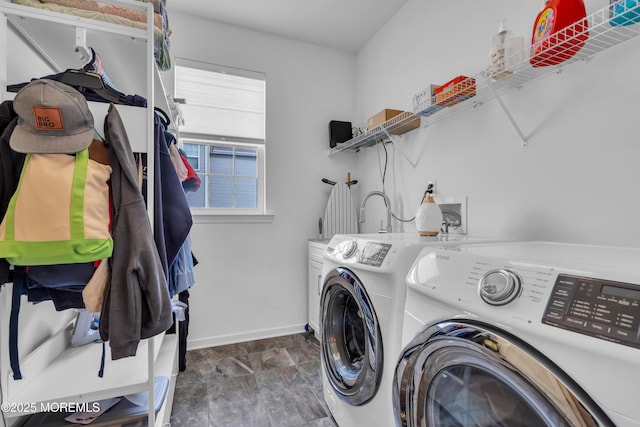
181;139;261;209
181;143;200;170
175;58;266;214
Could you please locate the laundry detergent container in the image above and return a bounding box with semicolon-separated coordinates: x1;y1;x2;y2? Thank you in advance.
609;0;640;26
530;0;588;67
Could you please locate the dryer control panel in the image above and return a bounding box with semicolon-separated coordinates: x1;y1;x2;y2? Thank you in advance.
358;242;392;267
542;274;640;349
328;239;393;268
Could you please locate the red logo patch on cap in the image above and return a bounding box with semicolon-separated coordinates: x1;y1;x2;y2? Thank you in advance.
33;106;64;131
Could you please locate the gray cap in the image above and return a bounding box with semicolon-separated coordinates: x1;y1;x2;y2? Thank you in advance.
10;79;94;154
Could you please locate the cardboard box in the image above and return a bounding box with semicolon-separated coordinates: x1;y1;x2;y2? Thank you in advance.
367;109;404;130
367;109;420;135
434;76;476;107
413;84;445;117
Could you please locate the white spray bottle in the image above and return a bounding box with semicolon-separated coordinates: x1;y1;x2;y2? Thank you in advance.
488;19;513;79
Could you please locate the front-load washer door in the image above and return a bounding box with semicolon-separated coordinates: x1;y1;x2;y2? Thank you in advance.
394;320;614;427
321;267;383;406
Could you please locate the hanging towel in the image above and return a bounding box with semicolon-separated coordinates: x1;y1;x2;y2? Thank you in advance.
322;182;358;240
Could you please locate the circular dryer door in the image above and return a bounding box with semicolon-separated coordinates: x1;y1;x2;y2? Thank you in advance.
393;320;614;427
320;267;383;406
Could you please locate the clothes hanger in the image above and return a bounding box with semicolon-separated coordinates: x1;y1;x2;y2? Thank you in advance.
154;107;171;128
57;69;125;104
6;43;127;105
59;40;126;104
5;69;125;104
322;178;358;186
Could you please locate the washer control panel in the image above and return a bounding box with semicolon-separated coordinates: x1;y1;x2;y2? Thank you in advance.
478;268;523;306
339;240;358;259
333;240;392;267
542;274;640;349
358;242;392;267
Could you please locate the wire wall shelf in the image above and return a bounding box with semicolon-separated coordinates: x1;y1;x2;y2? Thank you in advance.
329;111;419;153
329;2;640;155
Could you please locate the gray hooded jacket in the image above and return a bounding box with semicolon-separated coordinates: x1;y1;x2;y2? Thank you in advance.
100;105;173;359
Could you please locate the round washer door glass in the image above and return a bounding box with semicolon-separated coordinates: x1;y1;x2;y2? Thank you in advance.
427;364;557;426
394;321;613;427
321;267;383;406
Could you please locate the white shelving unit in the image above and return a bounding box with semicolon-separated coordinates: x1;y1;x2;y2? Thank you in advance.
328;111;420;154
328;2;640;155
0;0;178;426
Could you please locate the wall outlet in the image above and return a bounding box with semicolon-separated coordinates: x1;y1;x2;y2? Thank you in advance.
438;196;467;234
427;179;436;194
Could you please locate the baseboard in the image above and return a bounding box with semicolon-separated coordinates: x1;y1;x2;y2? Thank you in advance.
186;323;308;351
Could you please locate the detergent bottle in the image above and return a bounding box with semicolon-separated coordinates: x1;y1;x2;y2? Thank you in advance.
530;0;588;67
609;0;640;26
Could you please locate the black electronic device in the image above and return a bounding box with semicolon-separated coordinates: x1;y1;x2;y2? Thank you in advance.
329;120;352;148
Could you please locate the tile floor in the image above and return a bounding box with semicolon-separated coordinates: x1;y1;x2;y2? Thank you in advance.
169;332;338;427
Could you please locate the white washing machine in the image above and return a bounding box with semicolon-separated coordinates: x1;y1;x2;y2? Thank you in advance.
320;233;503;427
395;241;640;427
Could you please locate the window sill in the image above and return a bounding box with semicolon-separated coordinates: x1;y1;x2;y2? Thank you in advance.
191;209;275;224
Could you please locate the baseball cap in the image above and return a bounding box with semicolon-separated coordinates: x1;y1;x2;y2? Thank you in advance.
10;79;94;154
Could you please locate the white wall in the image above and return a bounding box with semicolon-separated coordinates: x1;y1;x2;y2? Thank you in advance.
352;0;640;247
167;12;357;348
173;0;640;349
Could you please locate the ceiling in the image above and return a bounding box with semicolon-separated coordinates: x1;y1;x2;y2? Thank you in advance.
166;0;408;53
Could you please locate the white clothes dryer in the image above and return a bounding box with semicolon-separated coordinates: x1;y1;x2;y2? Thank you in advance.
320;233;503;427
395;241;640;427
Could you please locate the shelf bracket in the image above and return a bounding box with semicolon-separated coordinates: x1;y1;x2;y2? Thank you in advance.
74;27;92;63
381;128;392;144
6;16;61;72
485;79;528;148
381;128;429;169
